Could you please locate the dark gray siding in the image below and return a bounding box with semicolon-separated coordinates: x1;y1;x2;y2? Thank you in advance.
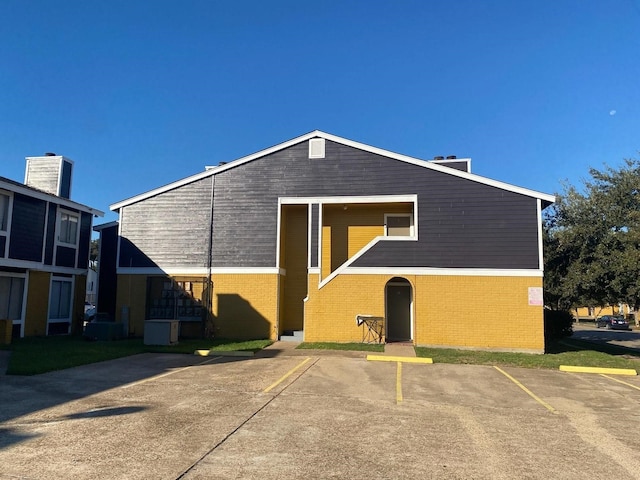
354;188;538;268
119;176;213;268
121;140;541;270
97;224;118;318
77;212;92;269
44;204;57;265
56;246;76;267
8;193;46;262
209;140;539;269
60;160;72;199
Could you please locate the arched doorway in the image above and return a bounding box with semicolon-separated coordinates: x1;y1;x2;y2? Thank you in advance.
385;277;412;342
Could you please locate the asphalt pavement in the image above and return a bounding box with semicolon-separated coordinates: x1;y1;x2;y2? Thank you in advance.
572;322;640;351
1;343;640;479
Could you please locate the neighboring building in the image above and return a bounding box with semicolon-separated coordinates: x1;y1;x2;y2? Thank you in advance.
574;304;634;320
86;267;98;305
0;154;103;337
99;131;554;352
93;221;118;321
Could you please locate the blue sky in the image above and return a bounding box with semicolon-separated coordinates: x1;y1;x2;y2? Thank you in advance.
1;0;639;225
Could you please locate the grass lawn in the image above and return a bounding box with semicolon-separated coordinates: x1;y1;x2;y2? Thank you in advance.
5;336;272;376
415;338;640;370
6;335;640;376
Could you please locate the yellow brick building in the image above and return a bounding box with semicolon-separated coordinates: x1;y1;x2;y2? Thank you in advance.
104;131;553;352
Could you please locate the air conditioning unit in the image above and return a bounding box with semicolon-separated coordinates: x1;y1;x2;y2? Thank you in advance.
144;320;179;345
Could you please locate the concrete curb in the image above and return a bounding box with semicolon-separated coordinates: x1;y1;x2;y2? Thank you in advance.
367;355;433;364
194;350;255;357
559;365;638;376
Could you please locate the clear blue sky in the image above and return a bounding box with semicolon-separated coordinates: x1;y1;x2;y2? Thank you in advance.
1;0;639;225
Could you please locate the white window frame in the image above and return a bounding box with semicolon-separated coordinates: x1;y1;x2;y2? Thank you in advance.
0;271;27;338
47;276;75;335
0;190;12;259
57;209;80;247
384;213;414;237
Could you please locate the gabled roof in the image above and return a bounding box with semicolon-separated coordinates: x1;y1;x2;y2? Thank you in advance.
0;175;104;217
93;220;118;232
110;130;555;211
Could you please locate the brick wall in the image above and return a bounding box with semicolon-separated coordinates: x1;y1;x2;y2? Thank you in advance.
305;273;544;353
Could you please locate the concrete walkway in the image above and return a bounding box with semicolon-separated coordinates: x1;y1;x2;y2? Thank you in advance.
383;342;416;357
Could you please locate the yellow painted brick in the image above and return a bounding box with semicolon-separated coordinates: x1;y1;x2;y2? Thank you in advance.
305;273;544;352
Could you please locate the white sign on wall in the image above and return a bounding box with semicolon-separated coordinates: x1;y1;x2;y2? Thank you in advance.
528;287;543;306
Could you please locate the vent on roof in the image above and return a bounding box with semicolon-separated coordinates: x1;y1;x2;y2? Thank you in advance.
309;138;325;159
446;155;457;159
433;156;444;160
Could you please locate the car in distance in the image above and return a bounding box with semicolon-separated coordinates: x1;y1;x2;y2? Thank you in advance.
595;315;631;330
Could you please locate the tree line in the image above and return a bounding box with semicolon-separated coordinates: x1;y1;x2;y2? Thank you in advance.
544;157;640;318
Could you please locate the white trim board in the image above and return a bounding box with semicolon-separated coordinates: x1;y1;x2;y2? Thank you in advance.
279;194;418;205
114;265;542;278
336;267;544;277
0;258;88;275
0;178;103;217
116;267;284;275
93;221;118;231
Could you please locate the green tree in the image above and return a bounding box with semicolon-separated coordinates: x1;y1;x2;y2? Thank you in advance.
544;158;640;313
89;239;99;270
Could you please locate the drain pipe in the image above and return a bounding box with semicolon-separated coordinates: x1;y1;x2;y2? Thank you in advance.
204;174;216;337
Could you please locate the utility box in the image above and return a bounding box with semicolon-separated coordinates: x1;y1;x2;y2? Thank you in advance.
144;320;179;346
84;322;124;341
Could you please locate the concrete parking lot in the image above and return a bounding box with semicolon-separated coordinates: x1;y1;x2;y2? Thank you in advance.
572;321;640;351
1;344;640;480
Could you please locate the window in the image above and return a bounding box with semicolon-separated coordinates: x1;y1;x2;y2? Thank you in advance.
48;278;73;335
50;279;72;320
385;214;413;236
0;193;9;232
0;276;25;320
59;211;79;245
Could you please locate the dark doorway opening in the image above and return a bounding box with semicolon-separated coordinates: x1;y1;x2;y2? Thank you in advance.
385;277;412;342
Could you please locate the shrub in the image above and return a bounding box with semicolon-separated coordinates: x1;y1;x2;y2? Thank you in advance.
544;309;574;344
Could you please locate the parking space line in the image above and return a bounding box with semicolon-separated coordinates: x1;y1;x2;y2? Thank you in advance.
396;362;403;404
493;366;558;414
121;357;223;389
263;357;311;393
601;374;640;391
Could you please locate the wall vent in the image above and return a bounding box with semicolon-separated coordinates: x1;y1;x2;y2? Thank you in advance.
309;138;326;159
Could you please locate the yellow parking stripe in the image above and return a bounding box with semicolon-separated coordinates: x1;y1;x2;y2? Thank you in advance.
396;362;403;404
601;374;640;391
494;366;557;414
264;358;311;393
559;365;637;376
366;355;433;364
